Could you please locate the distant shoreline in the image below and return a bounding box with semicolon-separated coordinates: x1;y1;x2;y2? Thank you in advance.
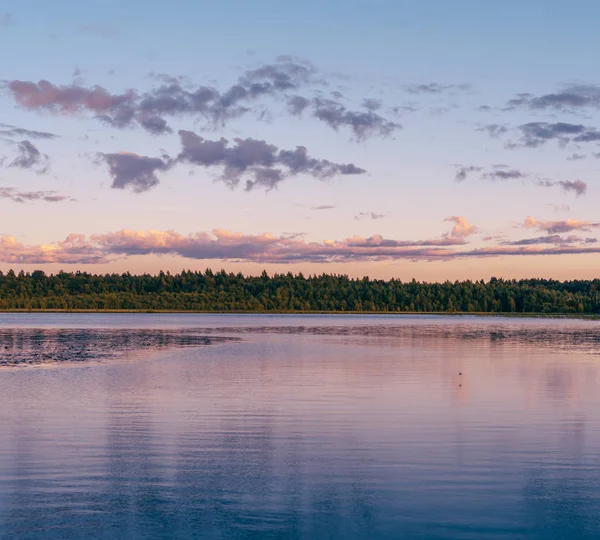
0;309;598;320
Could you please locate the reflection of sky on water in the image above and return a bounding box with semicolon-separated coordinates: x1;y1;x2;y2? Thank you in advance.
1;315;600;538
0;328;236;366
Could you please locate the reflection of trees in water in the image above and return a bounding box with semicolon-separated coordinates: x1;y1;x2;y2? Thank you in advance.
523;415;600;537
0;328;235;366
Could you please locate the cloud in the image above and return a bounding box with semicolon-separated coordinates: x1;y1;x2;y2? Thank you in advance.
5;58;400;140
9;140;49;173
454;165;482;182
354;212;385;220
6;219;600;265
311;205;335;210
404;83;471;94
444;216;477;238
523;216;600;234
503;234;597;246
536;178;588;196
177;130;365;191
507;84;600;111
550;204;570;213
558;180;587;196
0;187;73;203
307;97;401;140
456;164;586;196
478;123;509;138
0;13;12;26
98;151;173;193
482;167;525;181
566;153;586;161
511;122;600;148
0;123;58;140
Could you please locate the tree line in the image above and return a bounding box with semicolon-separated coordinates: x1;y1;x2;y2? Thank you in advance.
0;269;598;313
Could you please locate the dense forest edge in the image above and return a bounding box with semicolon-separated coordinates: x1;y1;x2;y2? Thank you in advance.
0;269;599;315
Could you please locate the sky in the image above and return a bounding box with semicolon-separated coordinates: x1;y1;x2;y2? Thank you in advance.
2;0;600;281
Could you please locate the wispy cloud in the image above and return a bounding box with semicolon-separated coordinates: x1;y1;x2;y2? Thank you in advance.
354;212;385;220
0;187;73;203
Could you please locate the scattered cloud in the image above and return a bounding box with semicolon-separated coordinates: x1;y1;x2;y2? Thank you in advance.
5;58;400;140
503;234;597;246
507;84;600;111
404;83;471;94
0;123;58;140
444;216;477;238
523;216;600;234
482;167;526;181
454;165;483;182
177;130;365;191
478;123;509;138
98;151;172;193
9;140;49;173
550;204;570;213
567;153;586;161
311;205;335;210
510;122;600;148
0;187;73;203
354;212;385;220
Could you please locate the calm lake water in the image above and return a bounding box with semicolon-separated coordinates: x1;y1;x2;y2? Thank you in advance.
1;314;600;539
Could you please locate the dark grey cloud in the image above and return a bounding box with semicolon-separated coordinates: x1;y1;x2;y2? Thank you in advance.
99;152;172;193
0;186;73;203
566;153;586;161
354;212;386;220
9;140;49;173
177;130;366;191
454;165;483;182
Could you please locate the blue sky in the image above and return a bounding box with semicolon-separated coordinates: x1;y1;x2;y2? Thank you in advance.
1;0;600;280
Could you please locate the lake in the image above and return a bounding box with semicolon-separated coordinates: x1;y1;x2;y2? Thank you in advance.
1;313;600;539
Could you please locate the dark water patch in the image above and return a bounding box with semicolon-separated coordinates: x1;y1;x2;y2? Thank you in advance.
0;328;238;366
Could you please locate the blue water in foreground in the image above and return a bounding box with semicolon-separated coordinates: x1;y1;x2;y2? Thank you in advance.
1;313;600;539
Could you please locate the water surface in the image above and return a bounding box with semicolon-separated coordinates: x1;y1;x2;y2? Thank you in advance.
1;314;600;539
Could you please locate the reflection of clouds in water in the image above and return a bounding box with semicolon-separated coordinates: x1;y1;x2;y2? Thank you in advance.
195;324;600;356
0;328;237;366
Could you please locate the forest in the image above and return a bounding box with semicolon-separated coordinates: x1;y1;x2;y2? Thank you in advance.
0;269;598;314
